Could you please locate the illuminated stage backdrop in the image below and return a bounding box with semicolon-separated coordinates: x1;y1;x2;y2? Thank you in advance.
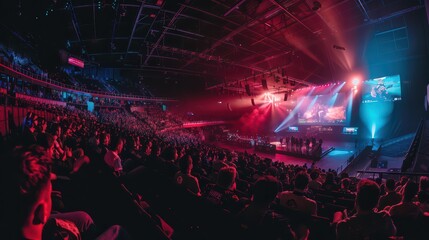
297;93;349;125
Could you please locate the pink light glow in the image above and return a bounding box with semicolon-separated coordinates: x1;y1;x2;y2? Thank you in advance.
68;57;84;68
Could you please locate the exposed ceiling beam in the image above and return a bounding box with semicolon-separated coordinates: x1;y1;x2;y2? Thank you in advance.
181;3;292;68
110;0;121;52
180;3;294;52
212;0;279;28
68;1;83;44
355;0;371;21
125;1;146;57
246;51;292;67
224;0;247;17
88;51;140;56
144;1;190;65
163;26;205;38
60;3;155;10
248;5;324;47
113;66;208;77
68;1;290;59
268;0;315;34
92;0;97;38
143;2;164;43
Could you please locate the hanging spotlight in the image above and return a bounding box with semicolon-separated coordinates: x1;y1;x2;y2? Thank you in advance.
97;0;103;10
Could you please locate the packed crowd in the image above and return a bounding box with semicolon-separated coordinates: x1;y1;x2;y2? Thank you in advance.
0;44;154;97
110;77;153;97
1;99;429;239
133;108;184;131
0;43;46;76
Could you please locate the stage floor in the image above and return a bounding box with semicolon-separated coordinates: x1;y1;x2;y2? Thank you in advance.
210;140;357;172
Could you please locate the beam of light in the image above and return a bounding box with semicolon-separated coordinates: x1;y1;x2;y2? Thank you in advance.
360;100;393;140
274;87;315;132
274;98;305;132
328;93;338;108
346;89;353;125
238;105;272;135
327;82;346;108
281;32;322;65
306;95;319;112
334;81;346;93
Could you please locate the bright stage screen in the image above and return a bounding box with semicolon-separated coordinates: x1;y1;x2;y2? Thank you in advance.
362;75;401;103
297;93;348;125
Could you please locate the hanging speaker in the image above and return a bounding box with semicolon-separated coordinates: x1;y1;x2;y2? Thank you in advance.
245;84;251;96
284;93;288;101
251;98;255;106
262;79;268;90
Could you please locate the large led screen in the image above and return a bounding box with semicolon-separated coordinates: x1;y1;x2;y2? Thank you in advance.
362;75;401;103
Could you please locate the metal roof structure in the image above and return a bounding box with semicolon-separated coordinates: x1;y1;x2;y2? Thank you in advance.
0;0;425;97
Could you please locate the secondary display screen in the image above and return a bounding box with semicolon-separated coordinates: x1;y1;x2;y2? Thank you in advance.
287;126;299;132
362;75;401;103
342;127;358;135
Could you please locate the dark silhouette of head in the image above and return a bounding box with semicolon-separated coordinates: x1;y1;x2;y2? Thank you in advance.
253;176;279;205
294;171;310;191
2;145;52;239
356;179;380;211
403;181;418;202
386;179;396;192
217;166;237;190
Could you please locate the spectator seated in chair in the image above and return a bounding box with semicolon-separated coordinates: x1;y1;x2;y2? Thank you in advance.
389;181;422;218
204;166;244;214
308;169;322;192
389;181;423;238
378;178;401;211
418;176;429;214
1;145;130;240
335;179;396;240
175;154;201;196
238;175;295;240
278;171;317;216
104;136;124;176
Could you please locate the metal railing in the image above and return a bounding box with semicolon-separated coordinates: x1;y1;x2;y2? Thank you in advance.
356;170;429;181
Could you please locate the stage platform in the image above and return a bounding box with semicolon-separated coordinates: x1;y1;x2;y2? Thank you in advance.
209;140;358;172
